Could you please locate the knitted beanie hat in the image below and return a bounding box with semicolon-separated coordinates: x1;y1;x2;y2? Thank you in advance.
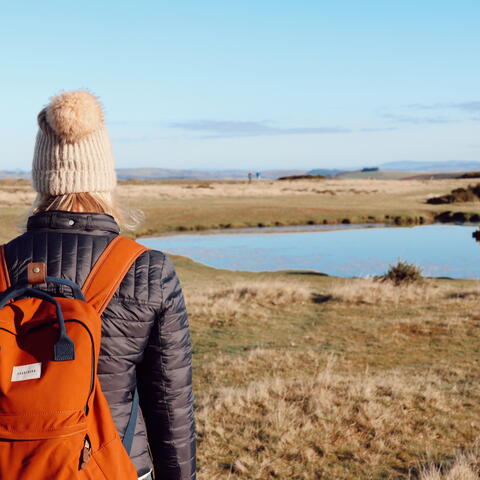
32;90;117;195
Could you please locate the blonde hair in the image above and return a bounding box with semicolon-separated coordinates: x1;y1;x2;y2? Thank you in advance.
30;191;143;231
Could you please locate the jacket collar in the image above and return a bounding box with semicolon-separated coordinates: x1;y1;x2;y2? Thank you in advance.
27;210;120;235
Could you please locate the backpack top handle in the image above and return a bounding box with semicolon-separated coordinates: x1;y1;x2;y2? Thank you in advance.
0;286;75;362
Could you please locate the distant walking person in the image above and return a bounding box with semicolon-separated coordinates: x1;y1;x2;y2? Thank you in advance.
248;171;253;183
256;171;261;180
0;91;196;479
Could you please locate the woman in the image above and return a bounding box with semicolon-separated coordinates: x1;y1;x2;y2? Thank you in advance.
3;90;196;479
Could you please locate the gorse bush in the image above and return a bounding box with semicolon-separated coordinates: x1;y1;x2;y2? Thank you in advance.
380;260;423;285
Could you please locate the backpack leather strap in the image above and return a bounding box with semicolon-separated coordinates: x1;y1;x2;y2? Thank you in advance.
82;236;148;315
0;246;11;293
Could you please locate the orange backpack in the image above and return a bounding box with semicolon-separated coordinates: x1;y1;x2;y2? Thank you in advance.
0;235;148;479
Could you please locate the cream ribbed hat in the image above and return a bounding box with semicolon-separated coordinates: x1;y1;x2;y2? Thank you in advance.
32;90;116;195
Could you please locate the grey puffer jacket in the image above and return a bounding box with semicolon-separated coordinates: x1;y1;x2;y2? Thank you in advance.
4;210;196;480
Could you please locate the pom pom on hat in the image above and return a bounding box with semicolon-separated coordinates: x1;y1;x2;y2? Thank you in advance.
45;90;104;143
32;89;116;195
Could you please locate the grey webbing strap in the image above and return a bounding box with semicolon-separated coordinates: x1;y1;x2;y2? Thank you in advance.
122;387;139;454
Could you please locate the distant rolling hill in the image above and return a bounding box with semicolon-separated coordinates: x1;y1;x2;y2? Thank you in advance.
403;171;480;180
334;169;419;180
5;161;480;181
0;170;30;179
116;168;309;180
379;161;480;172
0;168;312;181
306;168;344;176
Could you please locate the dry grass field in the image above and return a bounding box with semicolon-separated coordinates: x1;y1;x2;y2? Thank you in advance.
1;177;480;242
171;254;480;480
1;177;480;478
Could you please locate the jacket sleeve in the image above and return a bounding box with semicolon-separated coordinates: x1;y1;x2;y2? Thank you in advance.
137;254;196;480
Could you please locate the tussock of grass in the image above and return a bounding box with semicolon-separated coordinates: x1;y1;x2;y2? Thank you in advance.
330;278;480;320
330;278;446;305
420;448;480;480
393;313;469;337
195;348;324;388
205;281;312;306
196;351;465;479
187;280;313;325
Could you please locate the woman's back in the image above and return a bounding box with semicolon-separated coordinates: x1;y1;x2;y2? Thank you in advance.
5;210;196;479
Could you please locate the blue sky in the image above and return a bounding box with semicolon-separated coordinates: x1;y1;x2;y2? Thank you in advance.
1;1;479;170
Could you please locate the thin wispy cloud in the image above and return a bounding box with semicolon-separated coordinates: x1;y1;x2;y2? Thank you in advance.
380;101;480;126
382;113;449;124
409;101;480;113
169;120;352;138
453;101;480;113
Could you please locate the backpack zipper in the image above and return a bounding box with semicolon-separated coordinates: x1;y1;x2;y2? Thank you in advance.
79;434;92;470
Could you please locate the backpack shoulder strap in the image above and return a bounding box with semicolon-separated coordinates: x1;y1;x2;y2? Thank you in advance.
82;236;148;314
0;245;11;293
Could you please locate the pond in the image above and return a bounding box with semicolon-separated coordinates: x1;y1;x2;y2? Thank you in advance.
139;224;480;279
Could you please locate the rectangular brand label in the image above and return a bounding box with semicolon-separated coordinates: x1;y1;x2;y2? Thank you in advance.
11;362;42;382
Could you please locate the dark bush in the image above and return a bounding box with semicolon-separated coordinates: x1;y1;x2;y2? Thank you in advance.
427;184;480;204
277;174;326;181
434;211;479;223
427;194;456;204
379;260;423;285
452;211;469;222
459;171;480;179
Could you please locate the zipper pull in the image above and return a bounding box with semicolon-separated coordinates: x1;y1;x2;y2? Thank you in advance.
79;436;92;470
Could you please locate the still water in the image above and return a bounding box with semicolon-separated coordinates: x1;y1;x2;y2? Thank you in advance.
139;224;480;279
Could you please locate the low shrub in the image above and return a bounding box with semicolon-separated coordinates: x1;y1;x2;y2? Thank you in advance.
379;260;423;285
